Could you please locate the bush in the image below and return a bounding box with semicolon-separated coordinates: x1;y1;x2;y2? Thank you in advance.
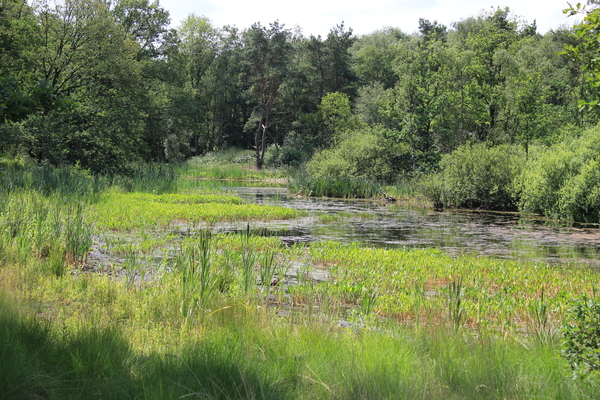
265;145;305;168
517;125;600;222
562;295;600;380
422;143;524;210
306;131;394;181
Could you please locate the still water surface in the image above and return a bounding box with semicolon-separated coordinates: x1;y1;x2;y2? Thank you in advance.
221;185;600;267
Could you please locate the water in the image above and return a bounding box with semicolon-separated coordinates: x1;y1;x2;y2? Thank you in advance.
223;185;600;266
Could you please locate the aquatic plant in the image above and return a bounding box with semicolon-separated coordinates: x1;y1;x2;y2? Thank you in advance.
92;191;303;231
446;277;464;332
175;231;216;322
290;172;382;198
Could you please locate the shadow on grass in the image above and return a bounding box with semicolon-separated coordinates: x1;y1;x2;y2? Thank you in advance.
0;297;287;400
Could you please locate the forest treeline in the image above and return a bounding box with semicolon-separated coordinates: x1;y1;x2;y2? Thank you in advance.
3;0;600;220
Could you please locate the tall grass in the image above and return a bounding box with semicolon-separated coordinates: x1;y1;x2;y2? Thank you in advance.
0;191;93;274
175;231;217;322
112;162;178;194
4;155;600;398
0;159;107;201
2;289;598;400
290;172;382;199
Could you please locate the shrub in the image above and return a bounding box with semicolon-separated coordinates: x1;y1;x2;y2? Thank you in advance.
265;145;305;168
306;131;394;181
557;158;600;222
422;142;524;210
562;295;600;380
517;125;600;222
516;144;581;217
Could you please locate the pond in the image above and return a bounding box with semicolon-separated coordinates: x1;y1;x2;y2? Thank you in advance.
219;185;600;267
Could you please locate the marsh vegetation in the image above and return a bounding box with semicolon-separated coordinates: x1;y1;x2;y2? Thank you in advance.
2;155;600;399
6;1;600;397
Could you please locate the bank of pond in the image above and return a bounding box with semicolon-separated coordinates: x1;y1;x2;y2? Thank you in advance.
2;160;600;399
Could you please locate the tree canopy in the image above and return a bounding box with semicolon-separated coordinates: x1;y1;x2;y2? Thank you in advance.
0;1;594;175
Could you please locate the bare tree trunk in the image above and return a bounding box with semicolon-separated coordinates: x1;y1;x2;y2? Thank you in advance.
255;84;277;170
255;116;264;170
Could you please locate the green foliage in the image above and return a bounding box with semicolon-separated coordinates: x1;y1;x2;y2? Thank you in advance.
306;131;395;181
518;125;600;221
0;0;592;179
290;172;382;199
0;77;58;123
264;145;305;168
423;142;524;209
318;92;359;138
175;231;216;322
242;21;293;169
0;191;93;272
0;158;106;200
563;294;600;380
350;28;404;89
563;2;600;115
114;163;178;194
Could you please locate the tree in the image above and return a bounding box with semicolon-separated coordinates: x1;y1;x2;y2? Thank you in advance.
0;0;59;126
15;0;152;172
502;34;576;154
112;0;171;59
350;27;405;89
563;1;600;116
324;23;357;96
450;7;520;141
384;20;447;172
242;21;293;169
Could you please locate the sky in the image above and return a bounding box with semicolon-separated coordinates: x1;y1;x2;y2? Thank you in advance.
158;0;580;37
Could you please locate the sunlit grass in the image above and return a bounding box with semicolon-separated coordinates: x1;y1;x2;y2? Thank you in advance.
309;241;599;335
4;159;600;398
3;255;599;399
92;190;304;231
180;149;290;181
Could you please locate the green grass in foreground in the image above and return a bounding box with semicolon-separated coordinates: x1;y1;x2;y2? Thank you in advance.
2;284;598;400
2;228;600;398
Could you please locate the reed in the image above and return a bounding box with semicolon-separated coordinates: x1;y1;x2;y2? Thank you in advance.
446;277;464;332
64;201;94;267
112;162;178;194
0;160;107;201
4;157;600;398
174;231;216;322
290;173;382;199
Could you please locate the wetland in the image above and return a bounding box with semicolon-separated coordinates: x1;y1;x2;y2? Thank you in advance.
4;161;600;399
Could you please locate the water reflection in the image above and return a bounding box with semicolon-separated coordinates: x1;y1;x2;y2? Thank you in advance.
223;186;600;266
